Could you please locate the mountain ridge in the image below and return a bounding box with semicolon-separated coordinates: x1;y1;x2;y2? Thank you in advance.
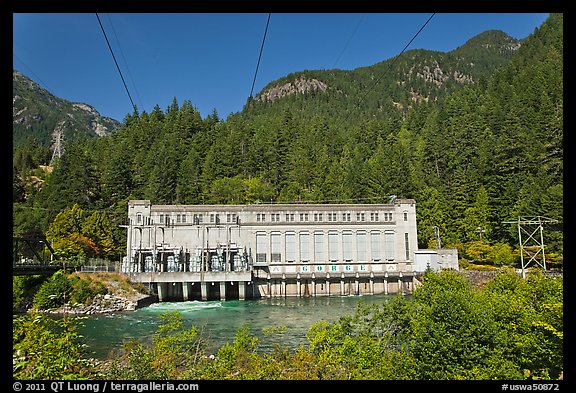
13;70;121;153
251;29;521;116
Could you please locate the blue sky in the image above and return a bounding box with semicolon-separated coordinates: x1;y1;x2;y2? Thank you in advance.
13;13;550;123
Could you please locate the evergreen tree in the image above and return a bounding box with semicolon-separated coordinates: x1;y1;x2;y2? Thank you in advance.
415;186;447;248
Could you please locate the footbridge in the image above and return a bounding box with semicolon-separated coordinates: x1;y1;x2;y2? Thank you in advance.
13;236;63;276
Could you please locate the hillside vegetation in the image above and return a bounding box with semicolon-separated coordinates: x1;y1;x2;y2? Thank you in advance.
13;269;563;380
12;14;563;267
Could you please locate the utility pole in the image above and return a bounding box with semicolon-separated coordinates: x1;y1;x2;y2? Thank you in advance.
432;226;441;249
476;226;486;242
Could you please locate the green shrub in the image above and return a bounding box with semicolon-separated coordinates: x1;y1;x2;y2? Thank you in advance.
13;275;47;312
31;271;110;309
68;275;108;305
32;270;71;310
13;312;100;379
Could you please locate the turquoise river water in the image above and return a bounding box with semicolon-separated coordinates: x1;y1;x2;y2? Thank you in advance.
77;294;397;359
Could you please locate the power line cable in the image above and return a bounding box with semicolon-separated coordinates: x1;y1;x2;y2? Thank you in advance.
13;204;126;215
12;53;53;93
106;13;145;112
255;196;393;204
332;13;365;69
249;13;271;100
343;13;436;124
95;13;138;115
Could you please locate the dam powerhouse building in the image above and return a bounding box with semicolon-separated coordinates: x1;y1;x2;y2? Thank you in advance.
122;199;457;301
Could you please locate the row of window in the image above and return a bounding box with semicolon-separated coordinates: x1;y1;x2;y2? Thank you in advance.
150;213;239;225
255;231;409;264
136;211;405;225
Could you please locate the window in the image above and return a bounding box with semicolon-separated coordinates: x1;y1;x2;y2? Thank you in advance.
257;213;266;222
271;233;281;262
300;233;310;262
356;212;365;222
159;214;164;224
385;231;395;260
210;214;215;223
405;233;410;261
342;231;353;261
286;213;294;222
181;214;186;223
193;214;203;224
136;213;142;224
313;213;323;222
371;231;381;260
404;212;408;221
300;213;309;222
357;231;367;261
314;232;324;262
285;232;296;262
343;213;351;222
176;214;181;223
328;232;338;261
370;212;379;221
256;233;267;263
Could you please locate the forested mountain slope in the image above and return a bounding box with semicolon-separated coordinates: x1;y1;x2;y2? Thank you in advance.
13;70;120;171
246;29;521;126
13;13;562;261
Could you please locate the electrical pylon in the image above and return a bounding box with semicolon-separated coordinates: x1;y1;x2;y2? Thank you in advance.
503;216;559;278
50;121;66;164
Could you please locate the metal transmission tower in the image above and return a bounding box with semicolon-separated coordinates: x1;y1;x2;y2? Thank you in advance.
503;216;559;278
50;121;66;164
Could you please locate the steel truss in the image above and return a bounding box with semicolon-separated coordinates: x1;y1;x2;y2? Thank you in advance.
503;216;559;278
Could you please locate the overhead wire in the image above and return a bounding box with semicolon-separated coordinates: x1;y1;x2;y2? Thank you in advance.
343;13;436;124
249;13;271;100
12;204;126;216
332;13;365;69
106;13;145;112
95;13;138;115
13;53;53;93
251;196;393;205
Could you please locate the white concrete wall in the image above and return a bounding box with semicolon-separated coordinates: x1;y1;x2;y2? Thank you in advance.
125;200;419;274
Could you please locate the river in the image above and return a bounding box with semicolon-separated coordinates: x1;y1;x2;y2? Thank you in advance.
77;294;397;359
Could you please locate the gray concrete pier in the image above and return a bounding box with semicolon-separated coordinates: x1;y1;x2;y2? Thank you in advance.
127;270;416;301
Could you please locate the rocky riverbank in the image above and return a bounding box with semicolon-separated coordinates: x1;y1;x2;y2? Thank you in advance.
48;293;144;315
23;272;158;315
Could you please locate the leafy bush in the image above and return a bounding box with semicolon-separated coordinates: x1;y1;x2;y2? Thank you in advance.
13;312;100;379
13;275;47;312
68;274;108;305
32;270;71;310
105;311;209;380
32;271;109;310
